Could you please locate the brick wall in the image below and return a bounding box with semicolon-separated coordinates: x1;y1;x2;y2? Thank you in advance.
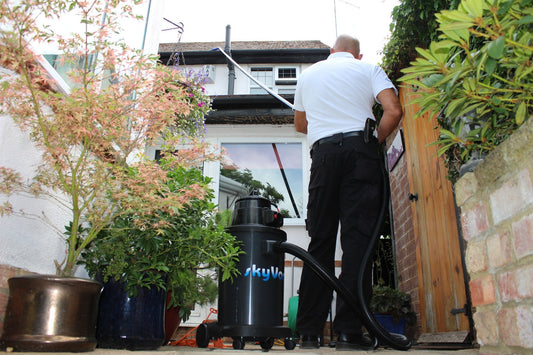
387;127;421;338
455;117;533;353
0;264;34;338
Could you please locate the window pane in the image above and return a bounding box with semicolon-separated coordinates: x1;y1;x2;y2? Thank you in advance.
251;67;273;88
220;143;303;219
278;68;297;78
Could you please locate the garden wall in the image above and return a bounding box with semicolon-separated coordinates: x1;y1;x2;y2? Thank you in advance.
387;125;421;337
455;117;533;354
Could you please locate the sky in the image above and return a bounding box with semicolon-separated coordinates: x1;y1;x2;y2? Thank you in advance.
159;0;400;65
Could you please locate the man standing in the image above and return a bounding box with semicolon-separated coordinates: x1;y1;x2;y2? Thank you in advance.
293;34;402;351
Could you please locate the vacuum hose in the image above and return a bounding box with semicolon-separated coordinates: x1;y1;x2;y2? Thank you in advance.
275;156;412;351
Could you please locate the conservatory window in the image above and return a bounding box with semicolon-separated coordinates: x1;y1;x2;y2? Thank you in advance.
219;142;303;219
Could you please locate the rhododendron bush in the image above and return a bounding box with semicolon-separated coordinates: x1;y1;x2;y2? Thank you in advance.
0;0;216;276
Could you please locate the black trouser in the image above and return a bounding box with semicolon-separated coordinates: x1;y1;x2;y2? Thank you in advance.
296;134;383;336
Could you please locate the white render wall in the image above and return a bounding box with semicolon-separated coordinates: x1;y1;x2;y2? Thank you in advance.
179;62;316;96
0;110;72;276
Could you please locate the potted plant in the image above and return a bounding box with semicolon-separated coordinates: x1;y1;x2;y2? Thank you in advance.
79;163;241;349
399;0;532;182
370;285;417;335
0;0;214;351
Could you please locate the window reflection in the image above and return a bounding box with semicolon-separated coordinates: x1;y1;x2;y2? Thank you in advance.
220;143;303;219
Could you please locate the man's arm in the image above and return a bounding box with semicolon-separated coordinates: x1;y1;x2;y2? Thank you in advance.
294;110;308;134
376;88;403;144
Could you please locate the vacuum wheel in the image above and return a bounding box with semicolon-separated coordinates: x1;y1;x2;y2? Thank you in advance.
284;338;296;350
232;337;245;350
195;323;210;348
259;337;274;350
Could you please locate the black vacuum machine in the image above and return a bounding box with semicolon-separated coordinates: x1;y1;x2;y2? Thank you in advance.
195;192;411;351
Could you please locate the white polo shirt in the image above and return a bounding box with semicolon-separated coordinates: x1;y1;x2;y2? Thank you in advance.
293;52;396;147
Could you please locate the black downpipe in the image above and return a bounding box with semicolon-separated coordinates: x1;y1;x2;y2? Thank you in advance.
225;25;235;95
275;155;411;351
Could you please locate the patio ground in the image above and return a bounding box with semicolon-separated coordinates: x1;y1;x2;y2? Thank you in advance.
1;343;479;355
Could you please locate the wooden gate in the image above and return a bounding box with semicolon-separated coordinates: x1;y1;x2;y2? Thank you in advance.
399;87;470;334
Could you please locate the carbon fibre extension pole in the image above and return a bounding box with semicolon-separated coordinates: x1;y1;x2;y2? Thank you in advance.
213;47;295;110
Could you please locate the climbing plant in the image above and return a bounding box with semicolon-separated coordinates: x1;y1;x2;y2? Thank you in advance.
381;0;462;84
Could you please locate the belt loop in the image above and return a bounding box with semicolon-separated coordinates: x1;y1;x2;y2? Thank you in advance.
339;132;343;147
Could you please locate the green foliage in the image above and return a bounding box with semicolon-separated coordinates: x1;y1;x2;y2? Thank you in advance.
221;168;284;205
373;236;395;287
370;285;417;325
381;0;461;84
80;165;242;321
400;0;533;181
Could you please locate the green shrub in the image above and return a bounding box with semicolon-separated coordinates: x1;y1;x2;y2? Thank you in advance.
80;165;242;321
370;285;417;325
400;0;533;181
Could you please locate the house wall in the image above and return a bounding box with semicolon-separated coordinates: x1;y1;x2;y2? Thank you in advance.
183;63;315;96
455;117;533;353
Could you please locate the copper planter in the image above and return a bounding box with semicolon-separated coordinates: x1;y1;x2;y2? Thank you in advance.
1;274;102;352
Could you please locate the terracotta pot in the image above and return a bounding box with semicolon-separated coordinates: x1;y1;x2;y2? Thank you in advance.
164;292;181;343
1;274;102;352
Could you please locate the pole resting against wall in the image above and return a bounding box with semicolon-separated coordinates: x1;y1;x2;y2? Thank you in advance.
212;47;295;110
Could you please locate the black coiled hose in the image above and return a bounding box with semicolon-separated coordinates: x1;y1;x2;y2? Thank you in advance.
275;155;411;351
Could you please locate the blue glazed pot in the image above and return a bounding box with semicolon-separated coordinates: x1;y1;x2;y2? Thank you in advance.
96;279;166;350
374;314;406;335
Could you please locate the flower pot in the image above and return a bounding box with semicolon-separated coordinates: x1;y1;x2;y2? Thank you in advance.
95;279;166;350
374;314;406;335
164;292;181;343
1;274;102;352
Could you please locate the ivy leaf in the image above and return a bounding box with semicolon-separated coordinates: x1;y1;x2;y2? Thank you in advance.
488;36;505;59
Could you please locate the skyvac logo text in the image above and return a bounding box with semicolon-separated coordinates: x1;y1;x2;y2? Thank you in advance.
243;264;284;282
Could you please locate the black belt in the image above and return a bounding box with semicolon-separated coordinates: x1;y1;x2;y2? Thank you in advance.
312;131;364;150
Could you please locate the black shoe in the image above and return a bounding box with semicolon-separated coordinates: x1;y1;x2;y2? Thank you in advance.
335;333;374;351
300;334;320;349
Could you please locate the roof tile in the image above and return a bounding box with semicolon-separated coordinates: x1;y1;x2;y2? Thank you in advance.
159;40;330;53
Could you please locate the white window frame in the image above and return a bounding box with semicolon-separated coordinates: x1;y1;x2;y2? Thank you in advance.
249;65;300;95
275;66;299;85
249;67;274;94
